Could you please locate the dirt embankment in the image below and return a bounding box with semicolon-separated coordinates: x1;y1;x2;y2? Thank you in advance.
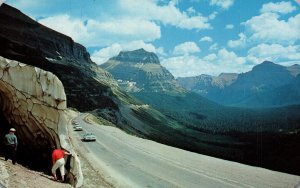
0;157;71;188
0;136;114;188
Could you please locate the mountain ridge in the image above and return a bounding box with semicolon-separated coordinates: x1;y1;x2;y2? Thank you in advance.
177;61;300;107
111;48;160;64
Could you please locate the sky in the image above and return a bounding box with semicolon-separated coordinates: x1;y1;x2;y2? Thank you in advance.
3;0;300;77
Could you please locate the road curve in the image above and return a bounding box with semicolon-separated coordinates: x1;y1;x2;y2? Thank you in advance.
74;114;300;188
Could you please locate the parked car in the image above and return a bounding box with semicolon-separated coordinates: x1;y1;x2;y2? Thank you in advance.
82;133;96;142
73;125;83;131
72;121;79;125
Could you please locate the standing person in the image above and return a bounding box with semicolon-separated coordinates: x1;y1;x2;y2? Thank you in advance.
4;128;18;165
51;147;71;182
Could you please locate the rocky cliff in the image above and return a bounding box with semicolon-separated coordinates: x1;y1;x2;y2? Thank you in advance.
101;49;185;93
0;3;118;112
0;56;82;187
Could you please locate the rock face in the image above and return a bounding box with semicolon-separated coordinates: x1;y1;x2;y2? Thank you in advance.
0;4;92;65
101;49;184;93
0;56;83;187
0;3;117;113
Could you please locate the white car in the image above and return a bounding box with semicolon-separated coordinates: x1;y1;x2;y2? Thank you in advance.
72;121;79;125
73;125;83;131
82;133;96;142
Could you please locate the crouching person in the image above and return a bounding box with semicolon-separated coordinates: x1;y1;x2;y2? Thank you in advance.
51;147;71;182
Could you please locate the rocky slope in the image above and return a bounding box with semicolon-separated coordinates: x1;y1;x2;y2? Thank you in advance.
101;49;184;93
0;157;72;188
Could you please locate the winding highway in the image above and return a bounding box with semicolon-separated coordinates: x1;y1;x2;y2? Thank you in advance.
73;114;300;188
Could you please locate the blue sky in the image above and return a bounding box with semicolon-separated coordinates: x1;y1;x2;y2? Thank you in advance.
3;0;300;77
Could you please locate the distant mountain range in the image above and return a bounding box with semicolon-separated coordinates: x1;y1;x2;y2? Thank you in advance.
101;49;300;132
177;61;300;108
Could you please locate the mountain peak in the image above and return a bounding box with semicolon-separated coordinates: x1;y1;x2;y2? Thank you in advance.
111;48;160;64
133;48;148;53
290;64;300;67
261;60;274;64
252;61;284;72
287;63;300;76
259;61;277;67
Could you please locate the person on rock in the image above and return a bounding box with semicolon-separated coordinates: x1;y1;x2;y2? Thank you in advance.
4;128;18;165
51;146;72;182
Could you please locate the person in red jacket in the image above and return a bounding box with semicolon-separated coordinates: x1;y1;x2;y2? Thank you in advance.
51;147;71;182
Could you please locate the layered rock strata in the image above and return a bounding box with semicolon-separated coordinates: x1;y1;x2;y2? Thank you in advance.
0;56;83;187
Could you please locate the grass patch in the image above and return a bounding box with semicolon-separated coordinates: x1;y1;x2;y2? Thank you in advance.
84;114;116;127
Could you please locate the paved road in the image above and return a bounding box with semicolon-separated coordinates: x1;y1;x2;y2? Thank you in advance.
73;114;300;188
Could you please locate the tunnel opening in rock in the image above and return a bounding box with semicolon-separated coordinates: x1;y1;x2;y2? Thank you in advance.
0;78;61;174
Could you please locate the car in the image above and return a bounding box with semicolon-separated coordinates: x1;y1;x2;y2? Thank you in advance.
73;125;83;131
72;121;79;125
82;133;96;142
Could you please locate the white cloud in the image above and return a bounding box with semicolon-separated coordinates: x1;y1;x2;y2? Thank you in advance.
162;55;216;77
39;14;89;43
210;0;234;9
173;42;200;55
119;0;211;30
217;48;245;65
209;43;219;51
203;54;217;61
247;43;300;64
87;18;160;43
260;1;296;15
39;15;161;47
91;43;123;64
91;41;164;64
200;36;213;42
187;7;196;15
225;24;234;29
161;48;247;77
243;12;300;45
228;33;247;48
208;11;218;20
0;0;6;6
